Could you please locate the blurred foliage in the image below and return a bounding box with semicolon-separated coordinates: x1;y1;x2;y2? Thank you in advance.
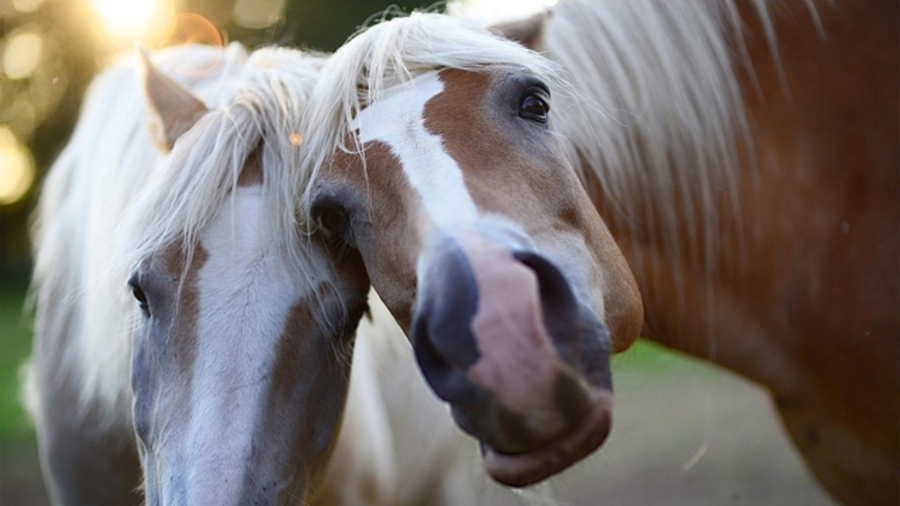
0;0;440;281
0;279;31;440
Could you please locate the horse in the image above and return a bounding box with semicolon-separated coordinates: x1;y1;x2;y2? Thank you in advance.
489;1;898;504
301;11;644;490
299;2;898;505
22;41;495;506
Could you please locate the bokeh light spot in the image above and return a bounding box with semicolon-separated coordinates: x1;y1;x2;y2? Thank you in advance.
233;0;286;30
12;0;46;14
2;30;44;80
0;126;36;206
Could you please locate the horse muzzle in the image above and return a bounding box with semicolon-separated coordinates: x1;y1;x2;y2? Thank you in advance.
412;232;613;487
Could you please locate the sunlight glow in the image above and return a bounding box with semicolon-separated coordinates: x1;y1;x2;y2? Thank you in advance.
90;0;174;43
0;126;35;206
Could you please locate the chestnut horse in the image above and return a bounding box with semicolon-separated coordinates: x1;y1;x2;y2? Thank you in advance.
490;1;898;504
302;12;643;489
23;42;499;506
302;2;897;505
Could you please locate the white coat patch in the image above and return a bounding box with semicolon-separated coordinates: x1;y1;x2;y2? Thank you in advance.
185;188;298;502
351;71;479;229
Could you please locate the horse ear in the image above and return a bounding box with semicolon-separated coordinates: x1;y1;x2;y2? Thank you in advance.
138;47;208;152
489;10;551;51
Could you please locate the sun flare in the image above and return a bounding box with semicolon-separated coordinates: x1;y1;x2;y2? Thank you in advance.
90;0;168;40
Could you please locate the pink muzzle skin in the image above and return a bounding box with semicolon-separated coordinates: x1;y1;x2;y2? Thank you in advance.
458;236;615;486
411;230;614;487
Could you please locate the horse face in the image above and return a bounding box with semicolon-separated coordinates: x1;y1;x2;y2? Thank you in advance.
309;67;642;486
129;56;369;505
129;163;368;505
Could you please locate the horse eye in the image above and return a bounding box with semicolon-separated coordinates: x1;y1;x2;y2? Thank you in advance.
128;275;150;317
519;92;550;122
313;204;350;239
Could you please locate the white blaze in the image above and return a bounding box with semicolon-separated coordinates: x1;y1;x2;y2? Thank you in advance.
186;186;298;503
351;71;479;229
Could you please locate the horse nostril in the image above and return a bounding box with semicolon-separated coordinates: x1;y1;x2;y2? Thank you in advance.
413;236;482;404
413;312;479;404
512;251;579;347
515;250;613;392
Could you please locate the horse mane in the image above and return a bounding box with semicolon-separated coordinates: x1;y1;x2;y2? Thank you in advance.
29;43;327;422
533;0;820;326
449;0;814;285
119;46;326;285
299;11;562;198
540;1;757;272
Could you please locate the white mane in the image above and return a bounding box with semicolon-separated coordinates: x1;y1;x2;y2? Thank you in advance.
541;0;767;272
29;43;327;422
299;11;562;199
531;0;821;327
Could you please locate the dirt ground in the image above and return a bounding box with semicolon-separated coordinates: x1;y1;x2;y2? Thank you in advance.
0;354;837;506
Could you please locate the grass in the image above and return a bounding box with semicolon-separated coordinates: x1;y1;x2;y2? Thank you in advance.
612;338;679;372
0;280;35;443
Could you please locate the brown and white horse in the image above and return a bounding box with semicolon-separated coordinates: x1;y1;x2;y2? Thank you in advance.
23;42;485;506
24;43;372;505
302;12;643;489
489;1;898;504
301;2;897;505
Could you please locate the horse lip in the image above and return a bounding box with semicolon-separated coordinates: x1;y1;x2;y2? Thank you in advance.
481;390;612;487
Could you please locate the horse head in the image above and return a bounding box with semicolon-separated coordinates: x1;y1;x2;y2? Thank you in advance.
302;14;643;487
125;48;368;504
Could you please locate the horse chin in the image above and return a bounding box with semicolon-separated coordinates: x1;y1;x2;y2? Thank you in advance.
481;390;612;488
